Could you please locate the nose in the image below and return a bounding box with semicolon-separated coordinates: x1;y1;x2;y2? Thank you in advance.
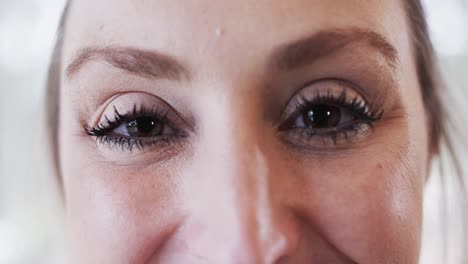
181;103;300;263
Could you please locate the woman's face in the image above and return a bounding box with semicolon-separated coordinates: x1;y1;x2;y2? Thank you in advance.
59;0;430;263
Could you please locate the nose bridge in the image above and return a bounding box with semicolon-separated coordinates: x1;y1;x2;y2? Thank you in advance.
234;143;284;263
185;94;297;263
231;130;269;241
222;94;272;243
213;98;271;251
199;86;269;209
210;130;277;262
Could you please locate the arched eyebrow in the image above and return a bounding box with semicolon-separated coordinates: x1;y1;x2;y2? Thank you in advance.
65;46;190;81
270;28;399;71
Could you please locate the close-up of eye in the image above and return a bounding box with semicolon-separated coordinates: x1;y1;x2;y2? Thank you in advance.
85;105;186;152
279;83;383;148
81;92;193;160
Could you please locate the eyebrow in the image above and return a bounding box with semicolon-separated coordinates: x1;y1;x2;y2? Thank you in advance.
271;28;399;71
66;28;398;81
66;46;190;80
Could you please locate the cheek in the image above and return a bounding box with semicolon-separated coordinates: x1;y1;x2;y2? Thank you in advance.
61;135;184;263
290;136;425;263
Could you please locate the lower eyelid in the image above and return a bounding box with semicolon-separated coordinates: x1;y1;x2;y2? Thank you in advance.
93;133;188;162
280;121;374;149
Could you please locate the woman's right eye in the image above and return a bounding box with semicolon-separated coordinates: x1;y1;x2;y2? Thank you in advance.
85;104;188;153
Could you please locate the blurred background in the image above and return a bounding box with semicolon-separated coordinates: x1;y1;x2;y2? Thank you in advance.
0;0;467;263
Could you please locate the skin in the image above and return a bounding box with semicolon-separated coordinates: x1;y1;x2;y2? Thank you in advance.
59;0;430;263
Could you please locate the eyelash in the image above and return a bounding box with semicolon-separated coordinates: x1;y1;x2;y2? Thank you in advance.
85;89;383;152
281;89;383;145
85;105;184;152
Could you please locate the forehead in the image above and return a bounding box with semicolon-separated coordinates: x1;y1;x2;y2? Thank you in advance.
63;0;408;61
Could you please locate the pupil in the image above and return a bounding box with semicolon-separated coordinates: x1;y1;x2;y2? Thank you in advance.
304;104;341;128
126;117;161;137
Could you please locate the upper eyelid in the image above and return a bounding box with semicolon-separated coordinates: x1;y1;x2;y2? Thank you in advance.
277;82;385;131
88;105;169;133
85;90;196;133
280;79;367;117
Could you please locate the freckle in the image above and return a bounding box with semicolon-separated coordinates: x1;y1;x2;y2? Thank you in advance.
377;163;384;169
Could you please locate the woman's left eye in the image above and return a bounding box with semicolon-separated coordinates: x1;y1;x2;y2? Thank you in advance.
112;116;174;138
278;82;384;148
294;104;356;130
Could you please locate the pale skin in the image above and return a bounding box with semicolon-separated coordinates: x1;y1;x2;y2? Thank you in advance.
59;0;430;263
